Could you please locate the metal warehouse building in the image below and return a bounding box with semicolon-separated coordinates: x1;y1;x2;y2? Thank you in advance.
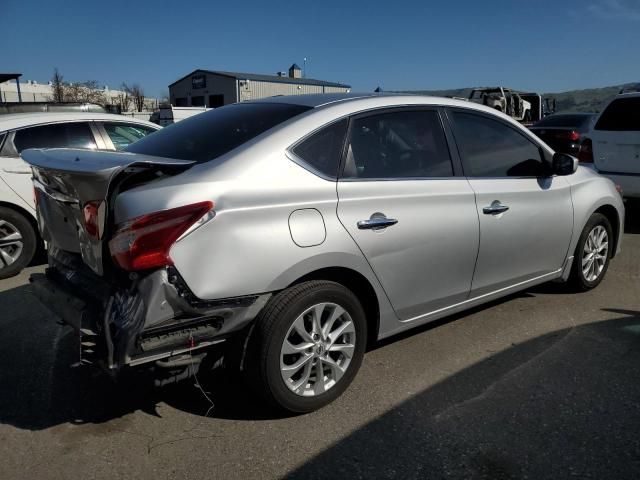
169;64;351;107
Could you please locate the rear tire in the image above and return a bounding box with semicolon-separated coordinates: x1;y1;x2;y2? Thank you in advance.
244;280;367;414
0;207;37;279
570;213;612;291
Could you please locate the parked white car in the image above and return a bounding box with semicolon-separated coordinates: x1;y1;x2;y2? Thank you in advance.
0;112;160;278
582;92;640;198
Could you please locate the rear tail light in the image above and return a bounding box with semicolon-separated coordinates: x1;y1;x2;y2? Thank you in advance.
555;130;581;141
578;138;594;164
83;200;105;240
109;201;214;271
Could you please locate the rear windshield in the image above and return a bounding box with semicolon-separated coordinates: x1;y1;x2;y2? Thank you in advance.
126;102;311;162
533;114;594;128
595;97;640;131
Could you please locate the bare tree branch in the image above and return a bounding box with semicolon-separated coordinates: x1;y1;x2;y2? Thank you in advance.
50;68;65;103
123;83;145;112
116;82;132;111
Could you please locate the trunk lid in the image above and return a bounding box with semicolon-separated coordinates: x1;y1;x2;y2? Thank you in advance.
22;148;194;275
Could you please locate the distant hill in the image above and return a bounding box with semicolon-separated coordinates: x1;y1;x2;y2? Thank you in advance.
393;83;639;113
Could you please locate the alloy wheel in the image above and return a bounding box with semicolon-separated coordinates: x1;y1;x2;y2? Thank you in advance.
0;219;24;270
582;225;608;282
280;302;356;397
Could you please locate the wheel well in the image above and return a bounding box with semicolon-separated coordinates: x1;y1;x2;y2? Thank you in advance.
291;267;380;348
0;201;43;251
595;204;620;258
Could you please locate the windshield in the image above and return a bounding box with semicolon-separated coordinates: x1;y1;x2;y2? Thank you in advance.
126;102;311;162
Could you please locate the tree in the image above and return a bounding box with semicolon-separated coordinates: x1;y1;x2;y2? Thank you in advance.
123;83;145;112
66;80;106;105
50;68;65;103
116;82;132;111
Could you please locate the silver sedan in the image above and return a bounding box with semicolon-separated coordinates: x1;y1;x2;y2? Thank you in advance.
23;94;624;413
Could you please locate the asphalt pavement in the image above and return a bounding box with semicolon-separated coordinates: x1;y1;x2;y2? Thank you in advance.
0;205;639;479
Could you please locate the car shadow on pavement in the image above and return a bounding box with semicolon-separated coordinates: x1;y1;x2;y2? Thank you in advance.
0;282;289;430
0;284;170;430
287;309;640;480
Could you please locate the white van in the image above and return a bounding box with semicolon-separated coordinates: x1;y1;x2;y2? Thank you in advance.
149;106;210;127
586;92;640;198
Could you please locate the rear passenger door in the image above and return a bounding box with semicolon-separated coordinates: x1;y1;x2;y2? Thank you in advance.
0;122;99;206
446;109;573;296
336;108;479;321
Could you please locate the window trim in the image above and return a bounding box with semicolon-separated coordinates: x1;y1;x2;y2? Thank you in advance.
337;106;459;182
442;107;552;179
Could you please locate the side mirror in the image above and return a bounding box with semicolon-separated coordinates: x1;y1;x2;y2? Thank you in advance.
552;152;578;176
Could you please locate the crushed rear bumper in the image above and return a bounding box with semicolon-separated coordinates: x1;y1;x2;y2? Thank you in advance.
29;249;271;372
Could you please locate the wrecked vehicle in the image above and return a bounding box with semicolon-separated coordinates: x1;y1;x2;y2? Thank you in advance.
24;93;624;413
469;87;533;123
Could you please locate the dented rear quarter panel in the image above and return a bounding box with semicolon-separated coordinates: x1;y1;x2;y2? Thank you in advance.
112;114;399;339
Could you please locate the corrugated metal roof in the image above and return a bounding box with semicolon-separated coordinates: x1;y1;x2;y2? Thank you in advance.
169;69;350;89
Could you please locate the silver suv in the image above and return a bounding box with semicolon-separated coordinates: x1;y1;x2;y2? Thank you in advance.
24;94;624;413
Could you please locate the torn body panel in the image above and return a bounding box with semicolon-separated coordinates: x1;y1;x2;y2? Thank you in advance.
30;247;271;371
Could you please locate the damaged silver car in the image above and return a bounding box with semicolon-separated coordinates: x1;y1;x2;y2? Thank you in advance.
24;93;624;413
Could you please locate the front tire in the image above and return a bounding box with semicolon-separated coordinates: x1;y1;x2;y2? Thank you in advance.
0;207;37;280
245;280;367;413
570;213;612;291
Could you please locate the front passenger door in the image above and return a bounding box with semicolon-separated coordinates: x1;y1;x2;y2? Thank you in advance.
447;109;574;297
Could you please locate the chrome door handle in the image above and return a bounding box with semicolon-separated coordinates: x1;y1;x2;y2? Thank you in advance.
357;217;398;230
482;202;509;215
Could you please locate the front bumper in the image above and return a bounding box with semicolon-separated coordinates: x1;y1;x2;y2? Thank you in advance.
30;249;271;371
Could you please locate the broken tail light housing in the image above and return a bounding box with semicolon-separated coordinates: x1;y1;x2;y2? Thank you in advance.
109;201;214;271
83;200;105;240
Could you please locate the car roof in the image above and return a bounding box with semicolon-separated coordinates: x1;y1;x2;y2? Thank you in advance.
248;92;507;115
249;92;385;107
0;112;159;132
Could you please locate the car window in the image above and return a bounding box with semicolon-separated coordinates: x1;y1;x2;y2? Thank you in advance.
292;119;347;179
449;111;545;177
13;122;97;153
342;110;453;179
594;97;640;131
126;103;311;162
103;123;157;151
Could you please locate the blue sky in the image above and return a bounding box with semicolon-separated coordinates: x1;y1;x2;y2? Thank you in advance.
2;0;639;98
